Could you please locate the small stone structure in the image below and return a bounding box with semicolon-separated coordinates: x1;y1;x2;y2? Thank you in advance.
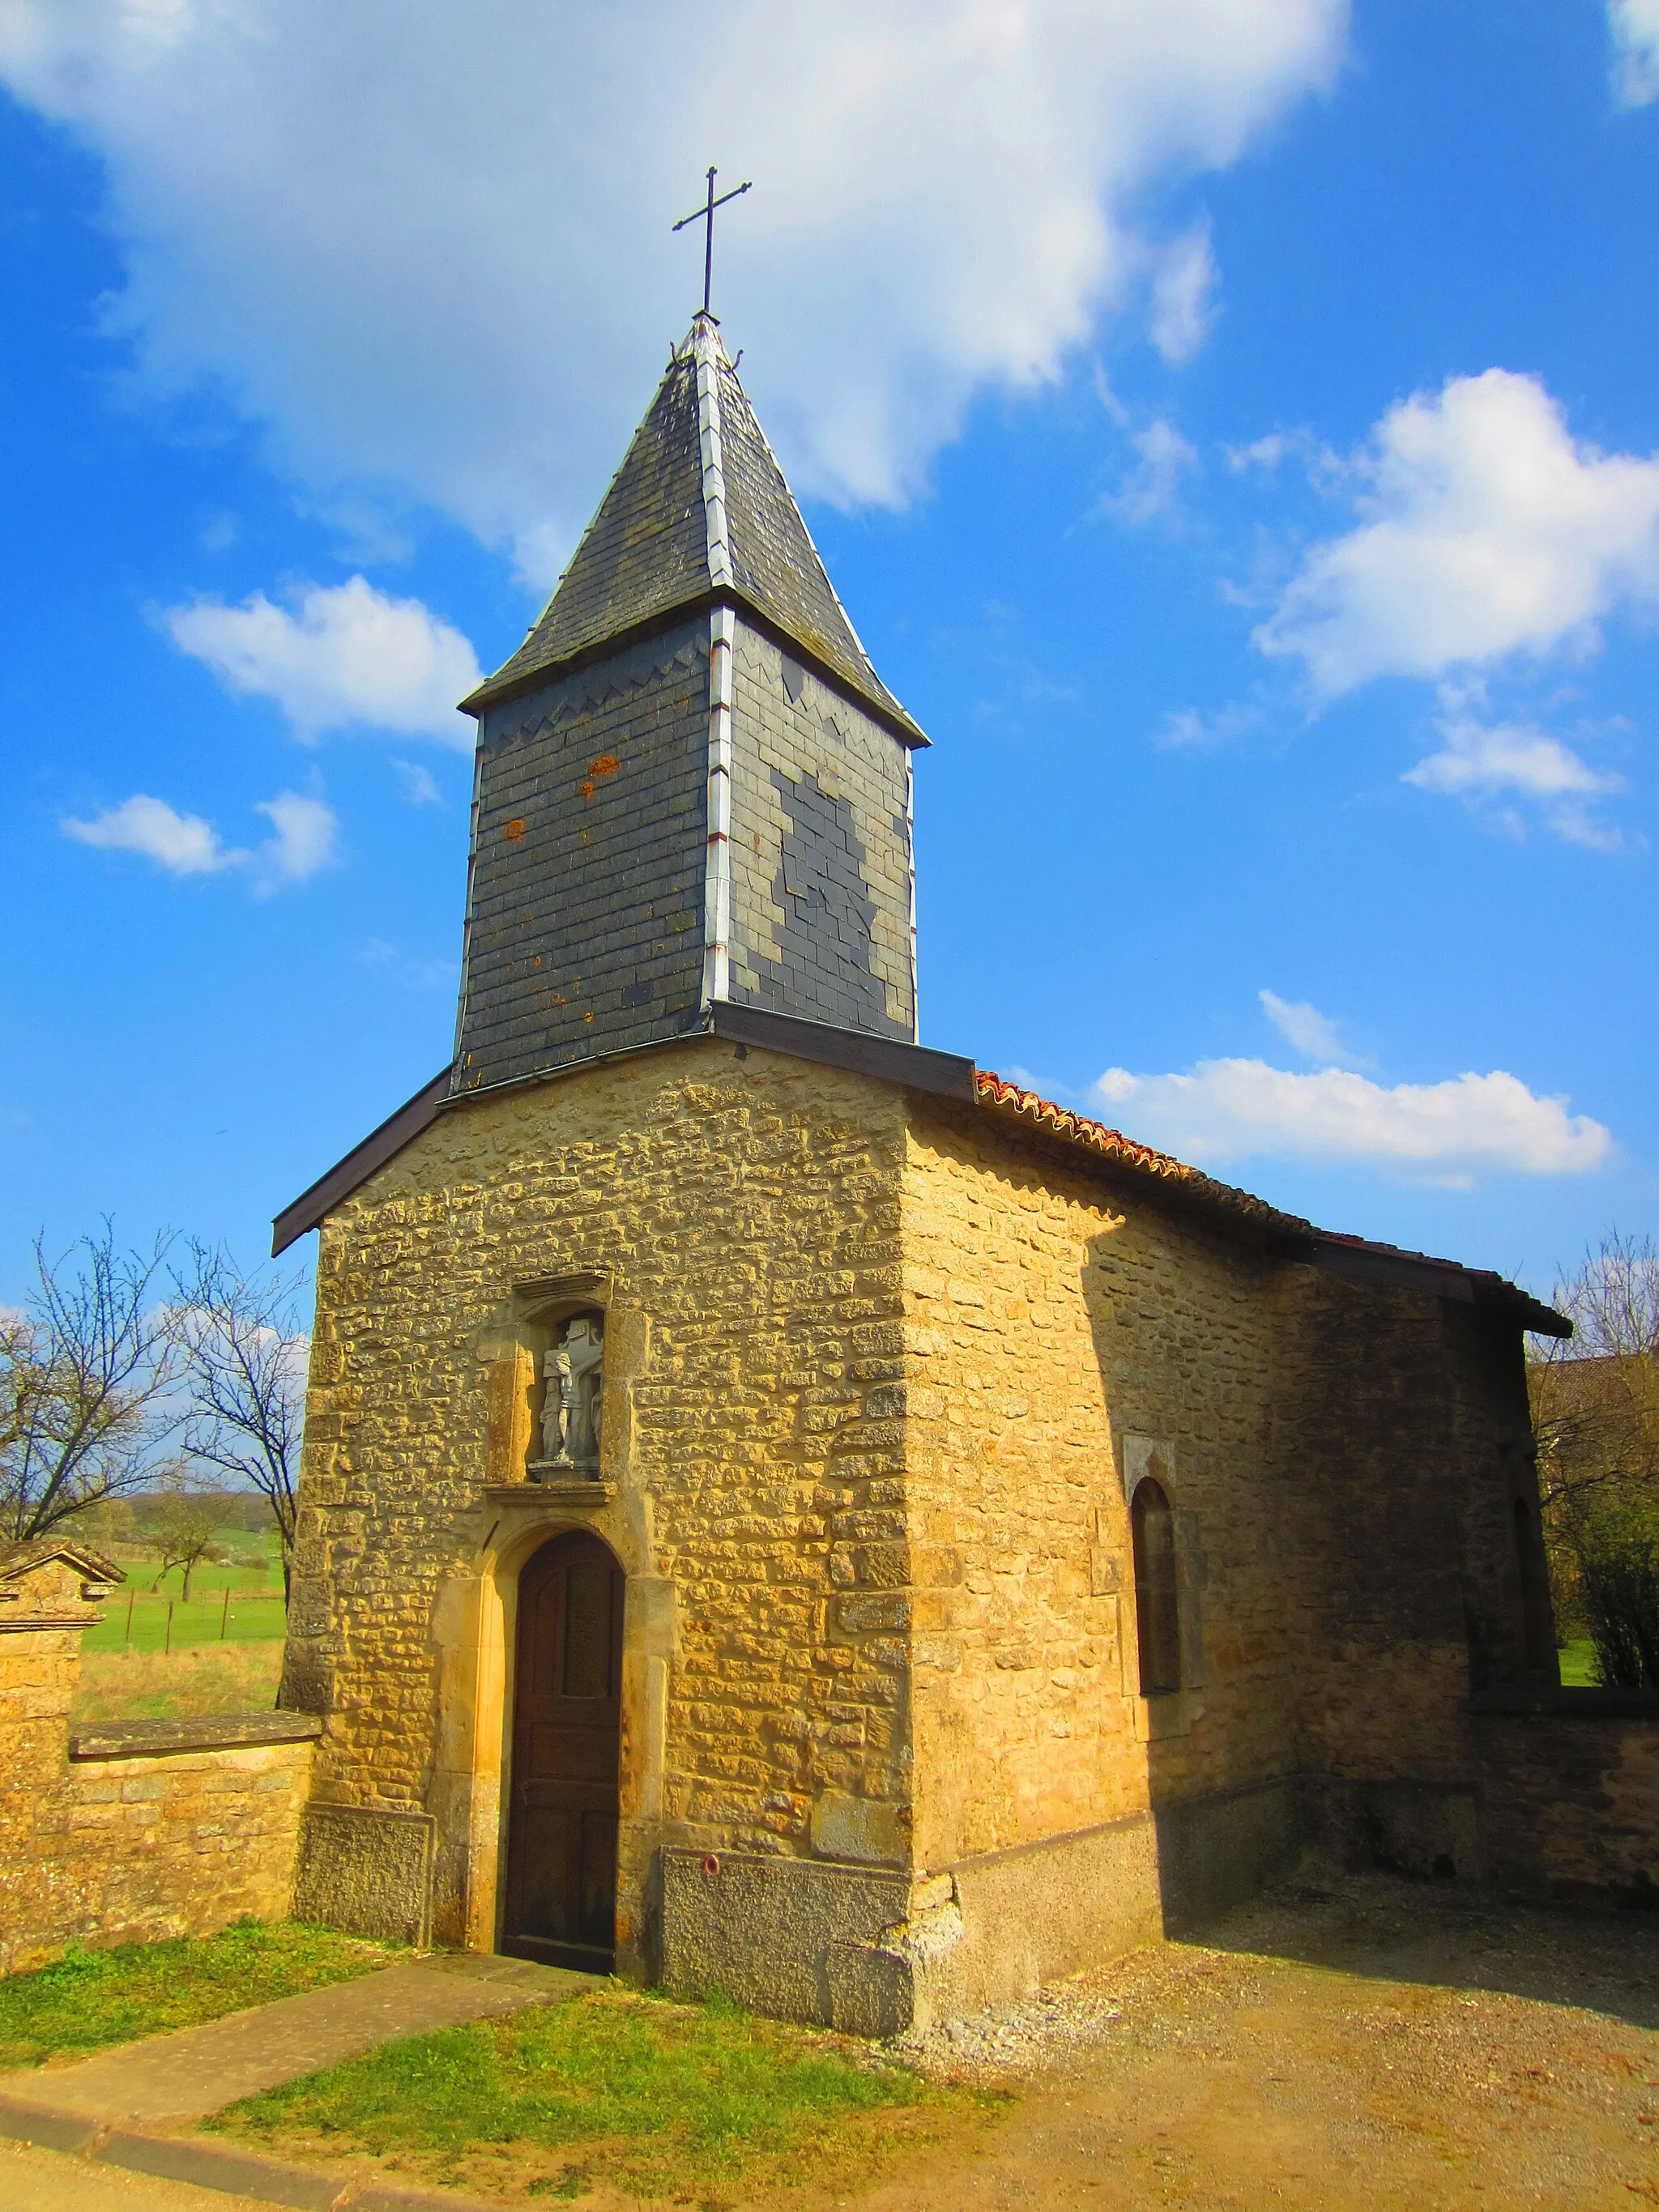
0;1541;320;1976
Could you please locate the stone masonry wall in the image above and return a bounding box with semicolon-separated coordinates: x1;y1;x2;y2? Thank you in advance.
726;621;914;1040
1269;1271;1548;1876
284;1037;916;1964
1475;1694;1659;1903
0;1561;318;1976
900;1101;1297;1879
899;1101;1550;1894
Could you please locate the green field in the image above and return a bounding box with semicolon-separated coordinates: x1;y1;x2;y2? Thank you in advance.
79;1518;287;1655
83;1586;286;1652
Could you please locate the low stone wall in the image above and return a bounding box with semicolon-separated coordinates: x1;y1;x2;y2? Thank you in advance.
0;1543;321;1977
1474;1688;1659;1907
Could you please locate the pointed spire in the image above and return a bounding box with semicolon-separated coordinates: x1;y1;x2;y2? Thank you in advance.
463;322;924;745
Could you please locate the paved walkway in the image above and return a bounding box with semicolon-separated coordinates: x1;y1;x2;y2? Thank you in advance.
0;2137;271;2212
1;1951;586;2129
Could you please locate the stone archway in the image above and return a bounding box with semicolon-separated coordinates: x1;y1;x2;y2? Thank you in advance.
500;1528;625;1971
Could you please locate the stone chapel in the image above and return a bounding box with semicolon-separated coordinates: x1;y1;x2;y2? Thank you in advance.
273;312;1568;2035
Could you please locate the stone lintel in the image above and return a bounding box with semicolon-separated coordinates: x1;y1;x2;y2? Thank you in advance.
483;1481;617;1507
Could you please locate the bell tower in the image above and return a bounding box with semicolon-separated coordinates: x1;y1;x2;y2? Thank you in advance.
450;315;925;1097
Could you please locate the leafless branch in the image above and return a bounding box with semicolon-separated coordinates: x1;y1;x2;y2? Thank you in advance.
0;1223;182;1541
172;1240;309;1596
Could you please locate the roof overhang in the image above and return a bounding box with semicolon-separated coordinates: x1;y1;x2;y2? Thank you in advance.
458;586;930;749
270;1018;1567;1340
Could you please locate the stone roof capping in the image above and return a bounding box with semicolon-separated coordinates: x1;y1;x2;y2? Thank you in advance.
67;1712;326;1761
0;1537;123;1589
972;1070;1570;1338
462;315;927;747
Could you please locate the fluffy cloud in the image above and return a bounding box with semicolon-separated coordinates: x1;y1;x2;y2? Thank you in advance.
1610;0;1659;104
62;789;337;886
0;2;1345;577
255;792;339;881
1404;688;1625;850
1094;1059;1611;1178
61;794;238;875
1258;989;1367;1068
1254;370;1659;698
166;578;480;745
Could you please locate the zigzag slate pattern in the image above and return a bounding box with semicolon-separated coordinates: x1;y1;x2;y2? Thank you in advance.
466;317;923;745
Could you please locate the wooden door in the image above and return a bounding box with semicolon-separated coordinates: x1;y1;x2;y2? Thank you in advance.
501;1531;624;1971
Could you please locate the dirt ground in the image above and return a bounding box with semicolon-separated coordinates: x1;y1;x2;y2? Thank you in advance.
222;1872;1657;2210
833;1873;1659;2212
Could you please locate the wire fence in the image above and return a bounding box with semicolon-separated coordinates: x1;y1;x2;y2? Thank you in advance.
83;1589;288;1654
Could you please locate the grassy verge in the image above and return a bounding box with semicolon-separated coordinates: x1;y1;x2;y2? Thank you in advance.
1558;1637;1598;1686
210;1985;996;2206
71;1643;285;1721
0;1921;404;2070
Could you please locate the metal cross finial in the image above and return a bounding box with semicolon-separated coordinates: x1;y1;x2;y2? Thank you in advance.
672;166;752;318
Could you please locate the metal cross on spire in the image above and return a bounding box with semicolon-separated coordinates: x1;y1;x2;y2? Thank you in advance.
672;166;752;318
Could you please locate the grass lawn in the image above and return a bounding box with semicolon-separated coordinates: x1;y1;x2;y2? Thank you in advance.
71;1642;285;1721
210;1985;996;2206
0;1921;404;2071
1558;1637;1599;1686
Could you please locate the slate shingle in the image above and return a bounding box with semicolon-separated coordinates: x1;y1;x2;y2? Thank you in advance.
464;318;923;746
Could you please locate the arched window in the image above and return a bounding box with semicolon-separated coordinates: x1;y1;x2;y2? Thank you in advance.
1132;1478;1181;1694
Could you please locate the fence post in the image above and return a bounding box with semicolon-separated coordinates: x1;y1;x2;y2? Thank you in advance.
164;1600;173;1656
124;1589;135;1649
220;1587;230;1642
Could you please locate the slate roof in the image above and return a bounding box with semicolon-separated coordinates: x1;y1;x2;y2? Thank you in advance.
463;316;924;744
972;1072;1571;1336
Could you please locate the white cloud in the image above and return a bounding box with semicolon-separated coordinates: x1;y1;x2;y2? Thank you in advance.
254;791;338;882
166;577;480;746
61;787;336;886
0;2;1346;575
1104;417;1199;525
1258;988;1368;1067
1094;1058;1613;1178
62;794;242;875
1610;0;1659;104
1254;370;1659;698
1404;688;1626;850
392;761;445;808
1149;219;1218;365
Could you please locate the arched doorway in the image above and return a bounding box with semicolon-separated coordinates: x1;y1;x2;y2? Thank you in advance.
501;1529;625;1971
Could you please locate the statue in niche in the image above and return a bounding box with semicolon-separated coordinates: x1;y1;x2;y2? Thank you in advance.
534;1313;604;1476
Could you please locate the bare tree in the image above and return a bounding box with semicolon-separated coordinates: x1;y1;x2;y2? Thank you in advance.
173;1242;309;1596
146;1470;230;1601
0;1225;182;1542
1529;1230;1659;1686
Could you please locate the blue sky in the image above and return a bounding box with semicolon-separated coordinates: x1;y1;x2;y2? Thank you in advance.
2;0;1657;1304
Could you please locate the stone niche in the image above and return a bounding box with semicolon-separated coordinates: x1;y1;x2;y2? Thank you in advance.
480;1272;616;1492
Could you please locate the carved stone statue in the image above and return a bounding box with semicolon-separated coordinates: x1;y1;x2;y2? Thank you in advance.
537;1313;604;1474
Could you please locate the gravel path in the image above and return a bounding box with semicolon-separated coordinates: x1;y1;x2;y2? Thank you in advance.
847;1873;1659;2210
